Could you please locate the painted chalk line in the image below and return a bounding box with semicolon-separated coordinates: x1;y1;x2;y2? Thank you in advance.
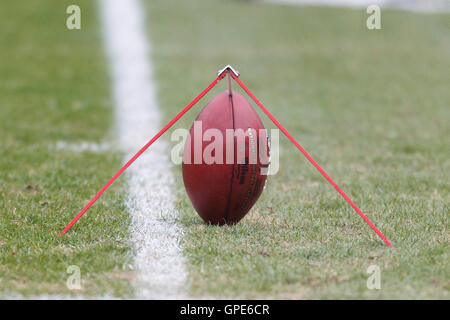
99;0;187;299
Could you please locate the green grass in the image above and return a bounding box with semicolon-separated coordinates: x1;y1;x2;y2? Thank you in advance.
0;0;133;297
145;0;449;298
1;0;448;299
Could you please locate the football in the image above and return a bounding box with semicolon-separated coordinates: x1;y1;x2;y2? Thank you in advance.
182;90;270;224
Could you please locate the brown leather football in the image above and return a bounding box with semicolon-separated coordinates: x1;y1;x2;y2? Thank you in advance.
182;90;269;224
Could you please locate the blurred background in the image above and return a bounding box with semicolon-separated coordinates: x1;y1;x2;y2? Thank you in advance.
264;0;450;13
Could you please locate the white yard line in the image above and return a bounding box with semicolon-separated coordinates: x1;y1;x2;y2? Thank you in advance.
2;293;118;300
265;0;450;13
53;140;113;153
99;0;187;299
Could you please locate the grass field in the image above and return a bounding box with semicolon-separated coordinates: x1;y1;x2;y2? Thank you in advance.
0;0;133;297
146;0;449;298
0;0;448;299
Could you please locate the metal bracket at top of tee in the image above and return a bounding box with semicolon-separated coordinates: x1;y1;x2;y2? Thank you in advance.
218;64;240;78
